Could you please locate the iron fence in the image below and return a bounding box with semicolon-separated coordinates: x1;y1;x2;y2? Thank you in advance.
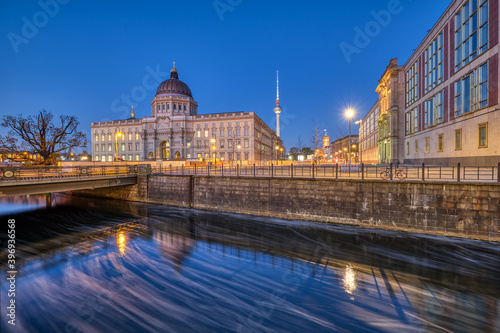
149;162;500;183
0;165;137;182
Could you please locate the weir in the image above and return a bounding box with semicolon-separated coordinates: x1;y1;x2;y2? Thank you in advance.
74;173;500;241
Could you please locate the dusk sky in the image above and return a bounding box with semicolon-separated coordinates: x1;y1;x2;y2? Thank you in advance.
1;0;451;152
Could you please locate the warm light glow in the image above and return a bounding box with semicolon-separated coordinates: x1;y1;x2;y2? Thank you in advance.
117;231;126;256
343;264;357;295
117;132;122;137
345;108;354;119
275;146;279;150
344;148;347;151
211;138;216;143
237;145;241;149
212;146;216;150
352;144;356;148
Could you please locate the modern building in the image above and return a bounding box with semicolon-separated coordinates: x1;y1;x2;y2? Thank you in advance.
402;0;499;166
91;65;282;163
358;0;499;166
359;101;380;164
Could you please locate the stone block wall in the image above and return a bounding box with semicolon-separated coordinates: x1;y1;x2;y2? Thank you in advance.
74;175;500;240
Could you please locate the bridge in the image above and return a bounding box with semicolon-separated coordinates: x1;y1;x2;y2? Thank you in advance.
0;165;138;197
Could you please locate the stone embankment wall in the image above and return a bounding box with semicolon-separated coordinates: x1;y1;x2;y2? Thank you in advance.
74;175;500;240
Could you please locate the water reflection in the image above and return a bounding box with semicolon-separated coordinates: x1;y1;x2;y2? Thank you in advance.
0;197;499;332
343;264;357;296
117;231;126;256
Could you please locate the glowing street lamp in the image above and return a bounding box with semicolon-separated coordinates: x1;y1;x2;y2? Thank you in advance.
345;108;354;165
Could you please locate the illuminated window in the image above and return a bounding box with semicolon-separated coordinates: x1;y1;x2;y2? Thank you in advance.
415;140;419;154
438;134;444;152
425;137;430;153
455;62;488;117
478;123;487;147
405;107;419;135
424;90;443;128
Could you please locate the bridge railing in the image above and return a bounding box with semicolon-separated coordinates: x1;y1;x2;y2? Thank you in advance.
0;165;138;182
148;162;500;183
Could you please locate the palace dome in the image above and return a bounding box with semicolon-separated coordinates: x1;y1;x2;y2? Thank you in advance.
156;65;193;98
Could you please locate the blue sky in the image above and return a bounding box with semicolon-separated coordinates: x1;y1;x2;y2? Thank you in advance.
0;0;451;151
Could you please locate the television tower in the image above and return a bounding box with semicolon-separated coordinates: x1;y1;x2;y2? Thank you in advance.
274;71;282;137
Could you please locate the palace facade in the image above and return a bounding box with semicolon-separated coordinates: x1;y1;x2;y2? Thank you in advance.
91;65;282;163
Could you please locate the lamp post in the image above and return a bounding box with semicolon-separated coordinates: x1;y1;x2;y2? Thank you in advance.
237;144;241;165
345;109;354;165
211;137;216;164
115;128;123;161
275;146;279;163
355;119;362;165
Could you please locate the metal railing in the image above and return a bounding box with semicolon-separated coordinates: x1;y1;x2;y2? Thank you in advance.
148;162;500;183
0;165;138;182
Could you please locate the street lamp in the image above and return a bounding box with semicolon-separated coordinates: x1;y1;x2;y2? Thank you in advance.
355;119;362;165
275;146;279;162
211;137;216;164
345;109;354;165
237;144;241;165
115;128;123;161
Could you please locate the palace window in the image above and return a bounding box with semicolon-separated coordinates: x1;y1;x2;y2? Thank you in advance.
95;144;99;152
220;140;225;149
108;134;112;141
406;141;410;155
425;137;430;153
136;155;140;161
204;129;209;138
220;129;224;137
236;128;240;136
136;133;139;140
415;140;419;155
455;62;488;117
244;153;249;160
244;139;249;148
244;128;249;136
128;133;132;140
478;123;487;147
136;143;139;151
95;155;99;161
212;129;216;137
424;90;444;128
425;32;444;93
108;144;112;152
228;129;233;137
405;107;419;135
455;0;489;71
406;60;419;107
95;134;99;142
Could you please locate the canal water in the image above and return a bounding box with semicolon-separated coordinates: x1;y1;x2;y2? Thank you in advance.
1;194;499;333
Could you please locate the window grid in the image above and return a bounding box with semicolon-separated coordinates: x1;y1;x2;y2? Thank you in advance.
425;32;444;93
405;61;419;107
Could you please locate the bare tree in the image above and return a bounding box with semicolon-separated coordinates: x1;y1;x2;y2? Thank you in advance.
1;110;87;165
311;119;325;152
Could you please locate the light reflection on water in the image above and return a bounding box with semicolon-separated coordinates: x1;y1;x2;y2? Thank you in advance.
0;195;499;333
